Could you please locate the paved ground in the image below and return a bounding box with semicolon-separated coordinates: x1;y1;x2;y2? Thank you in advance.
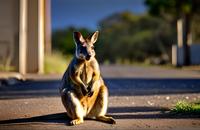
0;65;200;130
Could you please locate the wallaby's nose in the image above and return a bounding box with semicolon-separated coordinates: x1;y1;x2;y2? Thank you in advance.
86;54;91;60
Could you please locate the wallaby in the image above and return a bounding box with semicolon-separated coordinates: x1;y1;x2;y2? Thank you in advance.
60;31;116;125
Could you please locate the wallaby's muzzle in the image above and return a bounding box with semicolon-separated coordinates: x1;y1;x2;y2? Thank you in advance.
86;54;91;60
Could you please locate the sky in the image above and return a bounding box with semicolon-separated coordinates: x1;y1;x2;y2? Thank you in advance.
51;0;146;31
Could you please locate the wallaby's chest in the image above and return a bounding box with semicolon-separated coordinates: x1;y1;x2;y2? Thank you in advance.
80;63;93;84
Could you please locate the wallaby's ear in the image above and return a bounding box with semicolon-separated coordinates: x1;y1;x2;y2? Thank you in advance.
89;31;99;44
73;32;85;45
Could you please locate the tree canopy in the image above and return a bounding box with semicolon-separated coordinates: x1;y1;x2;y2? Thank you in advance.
145;0;200;65
145;0;200;19
52;12;176;64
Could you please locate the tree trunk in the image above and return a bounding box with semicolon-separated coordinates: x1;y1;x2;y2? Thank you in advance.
182;14;191;66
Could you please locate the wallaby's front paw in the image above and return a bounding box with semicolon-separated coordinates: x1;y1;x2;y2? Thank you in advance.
82;89;88;96
87;86;94;97
87;90;94;97
81;85;88;96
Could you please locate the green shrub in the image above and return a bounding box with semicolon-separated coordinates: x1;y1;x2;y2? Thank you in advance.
44;52;72;74
172;100;200;114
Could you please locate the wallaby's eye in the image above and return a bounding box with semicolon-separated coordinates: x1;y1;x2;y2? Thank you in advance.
91;46;95;50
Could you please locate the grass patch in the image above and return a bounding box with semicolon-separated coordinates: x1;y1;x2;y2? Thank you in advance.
44;52;72;74
171;100;200;114
0;65;15;71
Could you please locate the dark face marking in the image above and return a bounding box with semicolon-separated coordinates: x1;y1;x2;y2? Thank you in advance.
76;43;95;61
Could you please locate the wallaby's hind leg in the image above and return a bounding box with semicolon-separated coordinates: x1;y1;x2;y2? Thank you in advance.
87;85;116;124
61;90;85;125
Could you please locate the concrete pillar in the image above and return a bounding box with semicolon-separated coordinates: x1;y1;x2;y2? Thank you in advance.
38;0;45;73
172;45;177;66
177;19;183;48
26;0;46;73
19;0;27;74
0;0;50;74
172;45;184;66
26;0;39;73
44;0;52;54
176;17;191;66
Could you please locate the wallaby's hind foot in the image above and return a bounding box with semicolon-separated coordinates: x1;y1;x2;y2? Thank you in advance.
70;118;84;125
96;116;116;124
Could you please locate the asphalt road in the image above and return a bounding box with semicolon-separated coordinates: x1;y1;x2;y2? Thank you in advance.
0;78;200;99
0;65;200;130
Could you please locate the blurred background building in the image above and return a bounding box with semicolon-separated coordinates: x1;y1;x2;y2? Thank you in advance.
0;0;51;74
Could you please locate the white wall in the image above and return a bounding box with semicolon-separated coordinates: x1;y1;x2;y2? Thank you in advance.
172;44;200;66
0;0;19;70
190;44;200;65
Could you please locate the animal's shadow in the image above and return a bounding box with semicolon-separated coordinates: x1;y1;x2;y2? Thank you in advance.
0;112;70;126
0;106;199;126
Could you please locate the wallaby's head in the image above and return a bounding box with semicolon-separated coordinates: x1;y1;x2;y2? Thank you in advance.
73;31;99;61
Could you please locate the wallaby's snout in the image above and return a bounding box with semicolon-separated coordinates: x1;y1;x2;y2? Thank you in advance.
86;53;92;60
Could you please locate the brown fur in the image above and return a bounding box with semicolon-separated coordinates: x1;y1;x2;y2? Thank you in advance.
60;31;115;125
